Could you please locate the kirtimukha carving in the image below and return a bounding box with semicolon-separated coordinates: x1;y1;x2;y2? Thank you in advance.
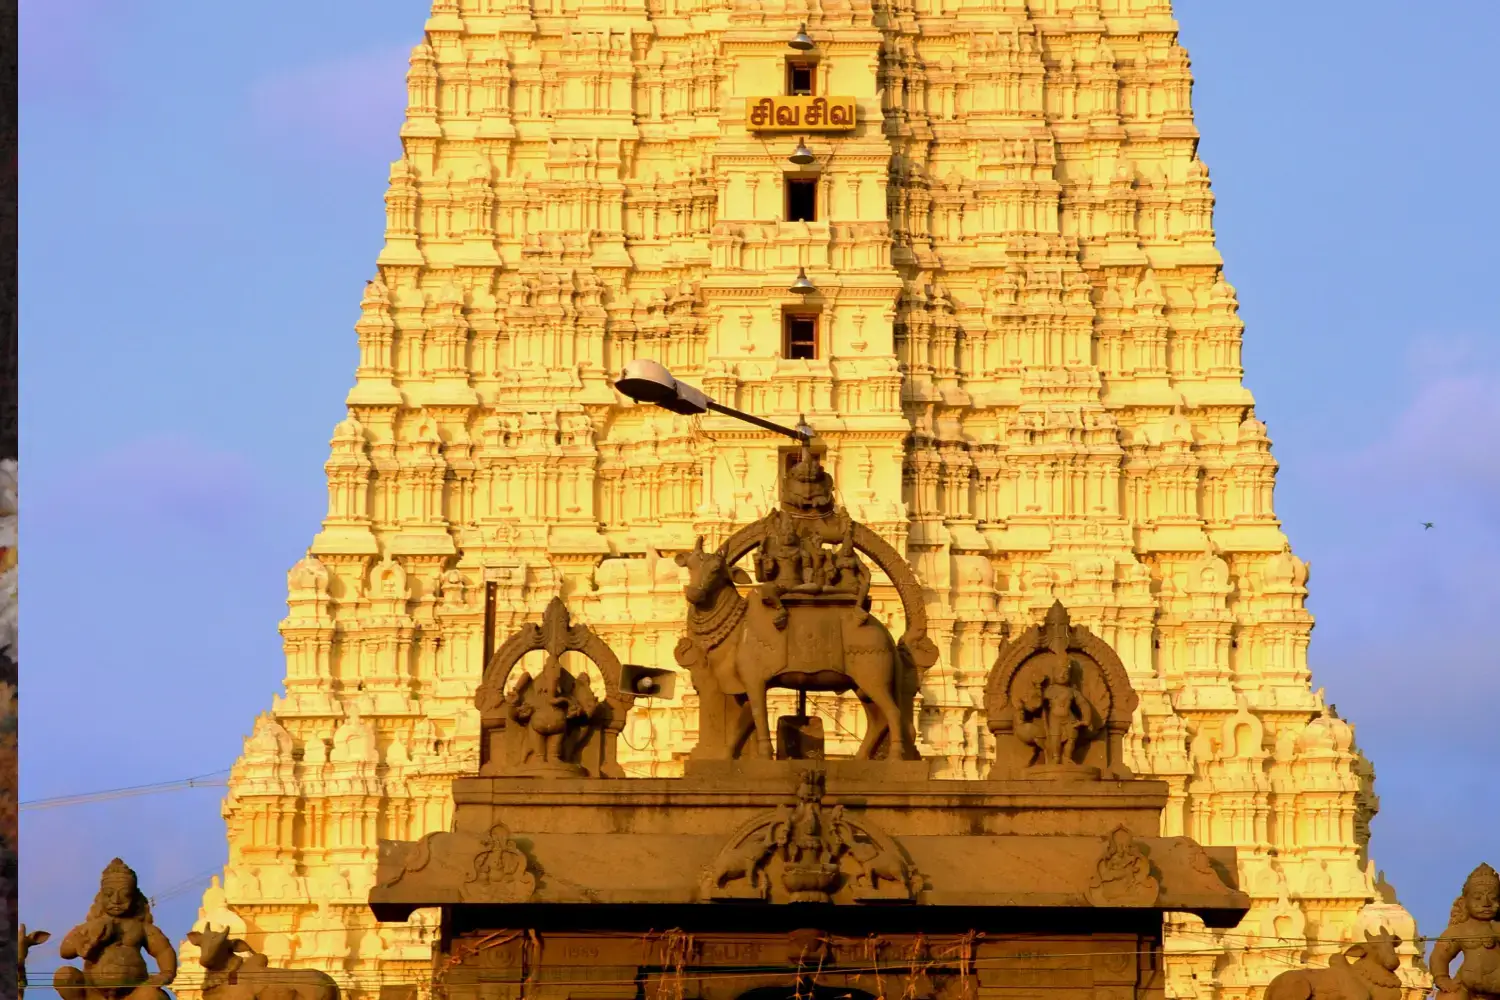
702;769;918;904
1264;928;1403;1000
187;923;338;1000
1431;862;1500;1000
674;442;937;762
985;601;1138;778
18;926;49;1000
475;596;634;778
54;859;177;1000
1086;825;1161;907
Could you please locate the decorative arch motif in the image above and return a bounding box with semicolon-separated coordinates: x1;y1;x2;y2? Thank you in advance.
475;596;635;777
983;600;1139;778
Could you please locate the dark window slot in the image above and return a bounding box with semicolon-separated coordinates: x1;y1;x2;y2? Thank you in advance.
786;178;818;222
784;314;818;360
788;62;815;96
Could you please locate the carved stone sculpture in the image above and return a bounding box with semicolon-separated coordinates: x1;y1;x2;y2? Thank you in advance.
54;859;177;1000
985;600;1138;778
377;821;538;905
1014;655;1095;767
1431;863;1500;1000
674;443;936;762
188;923;339;1000
701;770;918;904
18;926;49;1000
1264;928;1403;1000
475;597;634;778
504;651;598;774
1086;825;1160;907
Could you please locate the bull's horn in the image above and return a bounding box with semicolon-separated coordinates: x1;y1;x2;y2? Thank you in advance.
694;535;705;555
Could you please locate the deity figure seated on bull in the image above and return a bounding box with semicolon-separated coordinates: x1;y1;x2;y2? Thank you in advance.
674;441;937;763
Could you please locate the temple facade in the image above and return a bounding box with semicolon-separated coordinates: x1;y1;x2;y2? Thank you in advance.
187;1;1424;998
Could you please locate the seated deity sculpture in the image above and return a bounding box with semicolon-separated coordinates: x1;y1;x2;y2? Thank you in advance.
54;859;177;1000
1432;863;1500;1000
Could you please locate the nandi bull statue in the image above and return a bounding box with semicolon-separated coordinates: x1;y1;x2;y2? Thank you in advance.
1264;927;1403;1000
674;442;926;761
18;925;50;999
187;923;339;1000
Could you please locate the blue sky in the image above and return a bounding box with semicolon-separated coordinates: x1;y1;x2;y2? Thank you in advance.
19;0;1499;961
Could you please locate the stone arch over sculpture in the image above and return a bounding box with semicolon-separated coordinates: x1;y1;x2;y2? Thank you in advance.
475;596;636;778
983;600;1139;778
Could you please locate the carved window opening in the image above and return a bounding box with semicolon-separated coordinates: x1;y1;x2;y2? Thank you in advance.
786;177;818;222
787;61;816;96
783;312;819;360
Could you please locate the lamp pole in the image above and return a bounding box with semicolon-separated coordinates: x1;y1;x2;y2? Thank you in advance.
614;359;814;442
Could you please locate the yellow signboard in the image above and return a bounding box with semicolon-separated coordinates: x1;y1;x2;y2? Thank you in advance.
746;96;857;133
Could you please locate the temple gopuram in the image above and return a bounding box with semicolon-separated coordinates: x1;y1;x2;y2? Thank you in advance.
184;1;1428;998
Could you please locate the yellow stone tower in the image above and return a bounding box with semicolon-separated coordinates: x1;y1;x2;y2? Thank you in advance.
187;1;1425;997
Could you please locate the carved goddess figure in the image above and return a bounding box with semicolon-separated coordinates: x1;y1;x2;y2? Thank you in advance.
54;859;177;1000
1432;862;1500;1000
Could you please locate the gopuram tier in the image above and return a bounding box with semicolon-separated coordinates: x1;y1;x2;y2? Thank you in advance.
190;2;1426;999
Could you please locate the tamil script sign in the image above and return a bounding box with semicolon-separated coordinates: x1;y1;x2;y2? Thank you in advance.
746;96;857;133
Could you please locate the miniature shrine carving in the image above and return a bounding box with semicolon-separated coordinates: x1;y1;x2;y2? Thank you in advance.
1265;928;1403;1000
1431;862;1500;1000
702;770;918;904
18;926;49;1000
1086;826;1161;907
188;923;339;1000
985;600;1138;778
54;859;177;1000
675;442;938;762
475;596;634;778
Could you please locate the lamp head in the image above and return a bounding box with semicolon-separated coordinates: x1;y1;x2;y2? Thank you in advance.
789;23;815;50
789;268;816;295
615;359;710;415
788;138;816;166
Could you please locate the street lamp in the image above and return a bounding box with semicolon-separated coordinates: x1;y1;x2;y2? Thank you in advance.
615;359;814;442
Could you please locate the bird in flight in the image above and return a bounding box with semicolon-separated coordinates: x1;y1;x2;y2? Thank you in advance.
1422;522;1434;530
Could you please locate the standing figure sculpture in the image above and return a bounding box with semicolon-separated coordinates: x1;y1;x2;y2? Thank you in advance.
1432;863;1500;1000
506;651;597;770
1013;657;1093;766
53;859;176;1000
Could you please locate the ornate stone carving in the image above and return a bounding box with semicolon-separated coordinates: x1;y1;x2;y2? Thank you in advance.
377;823;538;906
54;859;177;1000
1265;928;1404;1000
701;770;918;904
1431;863;1500;1000
187;923;339;1000
475;596;635;778
464;823;538;904
1086;825;1161;907
675;443;935;762
984;601;1139;778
